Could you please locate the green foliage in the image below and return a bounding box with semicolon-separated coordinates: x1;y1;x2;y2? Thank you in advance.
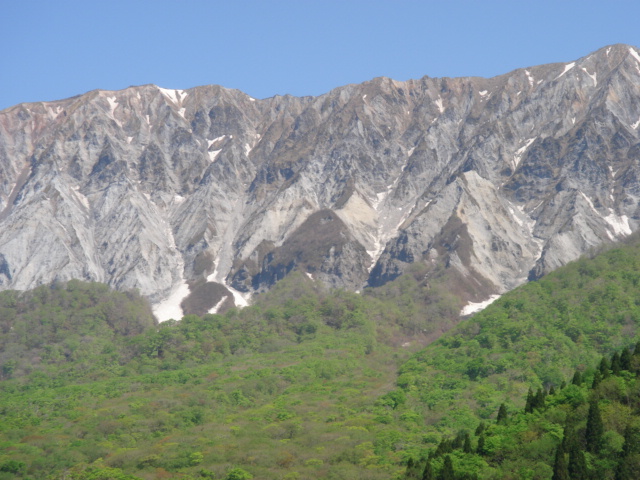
4;238;640;479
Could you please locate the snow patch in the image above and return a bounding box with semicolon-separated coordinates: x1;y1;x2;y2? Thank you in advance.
581;67;597;86
435;97;445;113
173;195;185;204
47;105;63;119
460;295;501;316
305;272;314;280
158;87;188;104
629;47;640;64
479;90;488;97
208;135;226;147
178;107;186;118
604;210;632;237
208;296;228;314
106;96;118;116
152;281;190;322
208;150;221;162
513;137;536;169
525;70;534;87
632;118;640;129
244;143;252;156
557;62;575;79
72;186;90;210
127;136;134;144
579;191;599;214
363;94;367;100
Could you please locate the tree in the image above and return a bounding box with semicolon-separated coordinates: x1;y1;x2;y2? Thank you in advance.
525;387;534;413
620;347;631;371
496;403;508;424
585;401;603;454
463;432;472;453
422;459;435;480
226;467;253;480
476;434;487;456
591;370;602;389
439;455;455;480
599;356;610;378
567;442;588;480
552;446;569;480
571;371;582;386
611;352;621;375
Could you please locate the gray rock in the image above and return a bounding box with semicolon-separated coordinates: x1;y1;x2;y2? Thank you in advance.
1;44;640;315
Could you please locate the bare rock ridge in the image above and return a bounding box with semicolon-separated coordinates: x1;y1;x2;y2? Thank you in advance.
1;44;640;320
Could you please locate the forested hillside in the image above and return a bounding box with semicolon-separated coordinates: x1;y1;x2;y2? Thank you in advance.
1;238;640;479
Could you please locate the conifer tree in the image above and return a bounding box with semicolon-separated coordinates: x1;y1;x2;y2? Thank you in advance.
525;387;534;413
439;455;455;480
599;356;610;378
615;459;635;480
463;432;472;453
496;403;508;424
571;371;582;386
591;370;602;389
406;458;421;479
534;387;546;410
611;352;621;375
620;347;631;371
549;385;556;395
585;400;604;454
552;445;570;480
422;459;434;480
567;442;588;480
474;422;485;436
476;434;486;456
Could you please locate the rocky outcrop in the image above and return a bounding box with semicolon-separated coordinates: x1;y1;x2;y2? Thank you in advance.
1;44;640;319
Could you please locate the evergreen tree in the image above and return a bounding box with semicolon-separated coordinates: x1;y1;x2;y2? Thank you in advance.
571;371;582;386
620;347;631;371
406;458;420;479
525;387;534;413
534;387;546;410
439;455;455;480
567;442;588;480
611;352;622;375
422;460;434;480
599;356;610;377
549;385;556;395
591;370;602;389
476;434;486;456
615;459;635;480
585;400;604;454
474;422;485;436
435;438;452;456
496;403;508;424
463;432;472;453
552;445;570;480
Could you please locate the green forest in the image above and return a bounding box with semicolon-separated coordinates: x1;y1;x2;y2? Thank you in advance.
1;237;640;479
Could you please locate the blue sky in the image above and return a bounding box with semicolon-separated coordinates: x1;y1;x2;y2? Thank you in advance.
2;0;640;111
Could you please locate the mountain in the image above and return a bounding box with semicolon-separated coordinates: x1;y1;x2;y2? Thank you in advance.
1;44;640;320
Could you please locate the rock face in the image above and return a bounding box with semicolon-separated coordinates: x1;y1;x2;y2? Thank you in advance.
1;44;640;319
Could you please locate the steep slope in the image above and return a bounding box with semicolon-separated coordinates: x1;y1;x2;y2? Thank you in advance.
1;45;640;319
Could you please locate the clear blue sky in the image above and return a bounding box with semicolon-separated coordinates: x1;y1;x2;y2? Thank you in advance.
2;0;640;111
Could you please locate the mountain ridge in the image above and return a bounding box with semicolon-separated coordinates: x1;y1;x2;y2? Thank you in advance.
1;44;640;320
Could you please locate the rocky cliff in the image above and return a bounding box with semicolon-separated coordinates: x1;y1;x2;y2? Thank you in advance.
1;44;640;320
